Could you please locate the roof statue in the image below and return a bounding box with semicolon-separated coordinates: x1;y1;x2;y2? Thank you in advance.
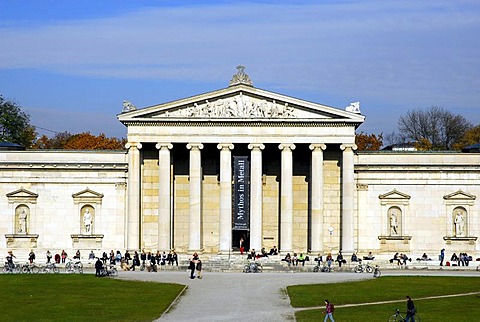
229;65;253;87
345;101;361;114
122;100;137;113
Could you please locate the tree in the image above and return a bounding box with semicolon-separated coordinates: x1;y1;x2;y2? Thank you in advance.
63;132;126;150
398;106;472;150
453;125;480;150
32;131;73;149
0;95;36;147
355;132;383;150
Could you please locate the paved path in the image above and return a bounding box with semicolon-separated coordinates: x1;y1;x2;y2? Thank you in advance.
116;270;479;322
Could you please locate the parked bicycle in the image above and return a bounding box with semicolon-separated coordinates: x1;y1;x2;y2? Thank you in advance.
388;308;421;322
243;261;262;273
2;262;21;274
21;263;40;274
99;264;118;277
313;263;333;272
42;262;60;274
65;258;83;274
354;262;374;273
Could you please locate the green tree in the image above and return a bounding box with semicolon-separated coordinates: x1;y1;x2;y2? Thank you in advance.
0;95;36;147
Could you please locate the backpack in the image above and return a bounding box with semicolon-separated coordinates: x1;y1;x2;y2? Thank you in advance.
330;303;335;313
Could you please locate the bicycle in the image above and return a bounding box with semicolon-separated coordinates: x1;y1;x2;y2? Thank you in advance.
373;265;381;277
388;308;421;322
42;262;60;274
354;262;374;273
313;263;333;272
243;261;262;273
65;258;83;274
99;264;118;277
3;262;21;274
21;263;40;274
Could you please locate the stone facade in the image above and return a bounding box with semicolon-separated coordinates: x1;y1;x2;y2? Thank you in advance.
0;68;478;260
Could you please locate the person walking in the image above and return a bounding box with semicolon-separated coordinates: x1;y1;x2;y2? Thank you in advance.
323;299;335;322
405;295;416;322
439;248;445;266
188;256;196;279
95;257;103;277
196;259;203;279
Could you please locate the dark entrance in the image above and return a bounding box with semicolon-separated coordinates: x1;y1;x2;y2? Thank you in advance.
232;230;249;253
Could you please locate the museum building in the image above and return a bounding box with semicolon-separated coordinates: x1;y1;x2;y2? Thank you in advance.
1;67;478;259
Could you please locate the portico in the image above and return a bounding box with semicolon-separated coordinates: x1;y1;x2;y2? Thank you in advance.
118;67;364;254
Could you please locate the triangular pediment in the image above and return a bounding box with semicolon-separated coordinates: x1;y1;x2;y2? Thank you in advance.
118;84;365;125
379;189;411;200
443;190;476;201
6;188;38;198
72;188;104;199
6;187;38;204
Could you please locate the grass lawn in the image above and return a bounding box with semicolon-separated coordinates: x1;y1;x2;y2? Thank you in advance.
0;274;185;322
288;276;480;322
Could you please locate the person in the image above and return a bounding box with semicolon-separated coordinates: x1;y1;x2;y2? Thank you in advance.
141;249;147;266
124;250;131;265
292;253;299;266
73;250;81;260
315;253;323;264
149;254;157;272
19;209;27;233
83;209;92;233
364;251;375;260
95;257;103;277
46;250;52;263
28;250;36;264
451;252;459;266
89;250;95;260
336;252;346;267
196;259;203;279
284;253;292;267
454;212;465;236
439;248;445;266
269;246;278;256
6;251;16;270
390;252;401;265
115;250;122;263
132;251;140;271
188;254;196;279
239;237;245;254
61;250;67;263
260;247;268;258
323;299;335;322
405;296;416;322
102;251;108;265
161;251;167;265
172;251;178;266
351;252;358;262
326;253;333;270
390;212;398;235
298;253;306;266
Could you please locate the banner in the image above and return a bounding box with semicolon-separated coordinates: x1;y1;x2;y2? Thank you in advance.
233;156;250;230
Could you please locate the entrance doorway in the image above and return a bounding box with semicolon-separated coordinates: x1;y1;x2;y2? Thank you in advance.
232;230;249;253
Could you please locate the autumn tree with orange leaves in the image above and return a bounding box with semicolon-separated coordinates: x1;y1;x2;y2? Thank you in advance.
355;132;383;150
32;132;126;150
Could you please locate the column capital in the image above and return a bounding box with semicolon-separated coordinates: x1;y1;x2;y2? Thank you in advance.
155;142;173;150
248;143;265;151
340;143;358;151
217;143;234;151
278;143;296;151
186;143;204;150
125;142;142;150
309;143;327;151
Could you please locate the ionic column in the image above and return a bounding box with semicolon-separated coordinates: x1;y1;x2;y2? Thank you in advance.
218;143;234;253
309;143;326;253
187;143;204;251
125;142;142;250
279;143;296;253
248;143;265;251
340;143;357;254
156;143;173;251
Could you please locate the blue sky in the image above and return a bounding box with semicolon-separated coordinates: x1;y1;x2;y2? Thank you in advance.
1;0;479;139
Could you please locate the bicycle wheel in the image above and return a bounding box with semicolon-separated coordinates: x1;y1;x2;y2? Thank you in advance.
31;266;40;274
413;314;420;322
53;267;60;274
313;266;319;272
388;314;401;322
373;269;381;278
110;267;118;276
366;265;373;273
354;265;363;273
78;266;83;274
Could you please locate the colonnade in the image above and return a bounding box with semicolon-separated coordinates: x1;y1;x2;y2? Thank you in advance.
125;141;357;254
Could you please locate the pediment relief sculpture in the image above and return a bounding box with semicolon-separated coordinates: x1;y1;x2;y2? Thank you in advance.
160;93;297;119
